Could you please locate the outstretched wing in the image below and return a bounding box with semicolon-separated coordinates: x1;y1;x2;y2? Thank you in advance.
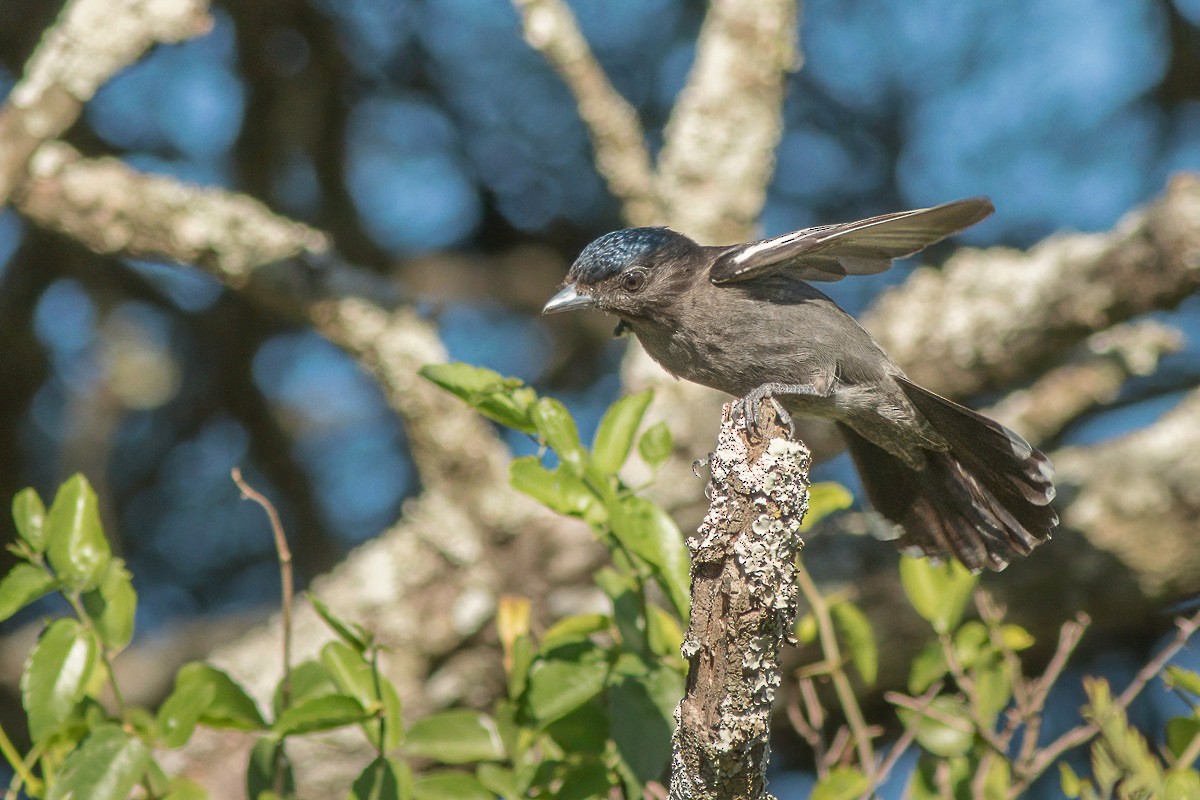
710;197;994;284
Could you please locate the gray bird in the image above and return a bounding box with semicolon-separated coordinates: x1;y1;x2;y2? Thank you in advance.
542;198;1056;572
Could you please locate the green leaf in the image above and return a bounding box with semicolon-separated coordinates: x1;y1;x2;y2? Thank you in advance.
1165;770;1200;800
507;634;534;701
352;757;412;800
811;766;871;800
12;487;47;553
419;363;536;434
21;617;98;743
523;645;610;726
1166;716;1200;760
320;642;403;751
898;696;975;758
557;759;612;800
908;642;948;694
0;562;56;623
980;757;1010;800
540;613;611;651
157;679;217;748
595;566;647;653
174;662;267;731
307;592;370;652
1059;762;1083;798
972;659;1013;729
163;777;209;800
475;764;523;799
273;693;370;737
544;699;609;756
592;390;653;476
412;771;493;800
46;724;149;800
1165;666;1200;698
801;482;854;531
1000;624;1035;652
899;556;978;634
404;710;505;764
647;604;685;661
610;661;681;782
532;398;588;474
952;621;991;668
609;495;691;619
509;457;604;522
246;736;293;800
831;600;878;686
81;557;136;651
45;474;111;591
795;613;818;646
272;659;337;718
637;421;673;471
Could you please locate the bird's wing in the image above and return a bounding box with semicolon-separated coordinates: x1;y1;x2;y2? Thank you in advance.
709;197;994;284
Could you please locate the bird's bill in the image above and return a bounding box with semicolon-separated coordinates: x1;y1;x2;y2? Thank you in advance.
542;284;596;314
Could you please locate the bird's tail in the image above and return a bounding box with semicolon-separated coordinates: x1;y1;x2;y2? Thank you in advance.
839;376;1057;572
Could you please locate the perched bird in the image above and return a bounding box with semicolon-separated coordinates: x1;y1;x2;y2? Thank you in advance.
542;199;1056;572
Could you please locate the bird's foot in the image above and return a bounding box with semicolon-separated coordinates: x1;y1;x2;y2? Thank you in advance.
736;382;819;439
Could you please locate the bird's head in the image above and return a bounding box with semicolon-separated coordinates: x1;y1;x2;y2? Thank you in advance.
542;227;702;324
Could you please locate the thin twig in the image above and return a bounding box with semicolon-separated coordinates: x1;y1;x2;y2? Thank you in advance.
796;558;875;769
786;692;829;781
1010;608;1200;797
1013;612;1090;766
937;631;1007;755
884;692;973;734
860;681;944;800
232;467;295;797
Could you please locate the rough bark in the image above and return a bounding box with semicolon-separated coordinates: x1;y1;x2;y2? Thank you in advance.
671;404;808;800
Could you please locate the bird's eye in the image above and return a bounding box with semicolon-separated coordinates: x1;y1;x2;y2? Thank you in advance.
621;270;647;292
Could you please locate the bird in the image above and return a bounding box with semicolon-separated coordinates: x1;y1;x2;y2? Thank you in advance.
542;198;1056;572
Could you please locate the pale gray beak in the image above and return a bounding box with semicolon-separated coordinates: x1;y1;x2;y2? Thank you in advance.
542;284;596;314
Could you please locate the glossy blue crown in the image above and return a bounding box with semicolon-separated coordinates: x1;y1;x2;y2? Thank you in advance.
571;227;687;283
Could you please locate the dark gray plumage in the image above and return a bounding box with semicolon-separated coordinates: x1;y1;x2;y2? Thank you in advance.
543;198;1057;572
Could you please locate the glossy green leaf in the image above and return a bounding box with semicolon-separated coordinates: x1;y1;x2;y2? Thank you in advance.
307;592;370;652
592;390;653;475
404;709;505;764
412;771;493;800
174;662;267;731
246;736;293;800
21;617;98;743
610;661;681;782
419;363;536;434
45;474;111;591
811;766;871;800
157;679;216;748
12;487;46;553
898;696;975;757
1165;666;1200;697
899;556;978;634
610;495;690;618
637;421;673;471
46;724;149;800
273;693;370;736
595;566;646;653
1166;716;1200;760
831;600;878;686
532;398;588;474
476;764;523;799
540;613;611;651
509;456;603;522
0;562;56;623
952;621;991;668
523;645;610;725
81;557;136;651
801;482;854;531
320;641;403;750
352;757;412;800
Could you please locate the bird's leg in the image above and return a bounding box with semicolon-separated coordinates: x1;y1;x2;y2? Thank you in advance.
736;382;825;439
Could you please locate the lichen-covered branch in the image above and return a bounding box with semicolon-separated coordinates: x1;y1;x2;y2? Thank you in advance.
865;175;1200;398
511;0;663;227
0;0;211;204
670;404;809;800
985;320;1182;446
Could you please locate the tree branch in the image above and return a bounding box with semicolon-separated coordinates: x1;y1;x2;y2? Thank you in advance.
670;402;808;800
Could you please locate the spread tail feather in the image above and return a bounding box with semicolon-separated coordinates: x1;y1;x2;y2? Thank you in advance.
839;379;1057;572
